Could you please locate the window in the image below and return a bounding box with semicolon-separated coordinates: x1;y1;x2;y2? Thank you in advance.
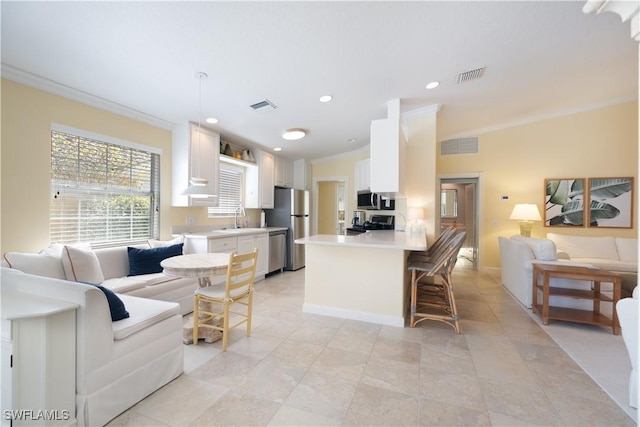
208;163;244;217
50;125;161;247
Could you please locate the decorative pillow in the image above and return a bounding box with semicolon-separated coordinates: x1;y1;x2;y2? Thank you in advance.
2;252;66;279
83;283;130;321
41;242;91;257
511;235;557;261
148;235;184;249
127;243;183;276
61;245;105;284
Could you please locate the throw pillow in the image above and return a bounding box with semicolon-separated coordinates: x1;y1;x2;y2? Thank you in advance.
61;245;105;284
2;252;66;279
148;235;184;249
127;243;184;276
92;284;130;321
511;235;557;261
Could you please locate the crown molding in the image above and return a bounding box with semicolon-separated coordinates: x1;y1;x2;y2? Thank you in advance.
311;144;370;165
583;0;640;41
400;104;441;136
1;64;176;130
440;95;637;141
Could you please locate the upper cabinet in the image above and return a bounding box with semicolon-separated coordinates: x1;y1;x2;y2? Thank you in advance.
354;158;370;192
274;156;293;188
245;150;275;209
293;159;312;191
172;122;220;206
370;99;406;197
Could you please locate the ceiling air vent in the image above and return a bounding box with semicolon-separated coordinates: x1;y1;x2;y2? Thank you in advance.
441;137;479;155
456;67;485;84
250;99;277;112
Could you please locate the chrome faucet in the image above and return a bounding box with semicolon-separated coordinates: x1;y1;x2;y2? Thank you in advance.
234;206;245;228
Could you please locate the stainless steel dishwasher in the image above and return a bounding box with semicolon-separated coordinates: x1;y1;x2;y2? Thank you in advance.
268;229;286;274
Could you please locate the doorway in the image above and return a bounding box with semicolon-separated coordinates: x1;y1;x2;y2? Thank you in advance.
438;176;480;270
313;177;349;235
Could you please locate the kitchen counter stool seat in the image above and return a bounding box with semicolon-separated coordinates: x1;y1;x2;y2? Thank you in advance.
408;231;466;333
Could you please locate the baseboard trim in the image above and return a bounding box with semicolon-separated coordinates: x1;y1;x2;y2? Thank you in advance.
302;303;405;327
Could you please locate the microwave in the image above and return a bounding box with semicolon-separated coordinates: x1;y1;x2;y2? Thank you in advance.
357;191;395;210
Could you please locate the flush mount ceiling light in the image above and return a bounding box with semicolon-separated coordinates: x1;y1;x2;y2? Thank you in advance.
319;95;333;103
425;81;440;89
347;138;358;143
273;147;282;152
282;128;306;140
206;117;218;124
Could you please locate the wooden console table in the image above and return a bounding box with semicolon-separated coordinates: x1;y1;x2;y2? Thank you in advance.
532;262;622;334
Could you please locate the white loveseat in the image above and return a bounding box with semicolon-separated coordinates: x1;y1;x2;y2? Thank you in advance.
2;240;199;315
498;234;637;309
2;267;184;427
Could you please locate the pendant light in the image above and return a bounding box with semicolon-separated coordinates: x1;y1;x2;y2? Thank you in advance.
182;71;217;198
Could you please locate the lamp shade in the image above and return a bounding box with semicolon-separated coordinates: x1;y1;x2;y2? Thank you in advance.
408;207;425;221
509;204;542;221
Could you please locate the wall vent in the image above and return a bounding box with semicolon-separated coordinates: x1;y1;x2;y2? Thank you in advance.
250;99;277;112
441;137;479;155
456;67;485;84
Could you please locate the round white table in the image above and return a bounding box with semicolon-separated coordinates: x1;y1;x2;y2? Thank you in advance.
161;253;230;287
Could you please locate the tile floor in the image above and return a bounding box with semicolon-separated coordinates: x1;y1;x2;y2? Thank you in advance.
107;260;634;426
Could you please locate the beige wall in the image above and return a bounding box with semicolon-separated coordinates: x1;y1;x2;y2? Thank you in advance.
1;80;176;253
437;101;638;268
1;80;262;254
317;181;338;234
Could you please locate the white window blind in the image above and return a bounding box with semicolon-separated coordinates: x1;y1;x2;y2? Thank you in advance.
50;129;160;247
208;164;243;217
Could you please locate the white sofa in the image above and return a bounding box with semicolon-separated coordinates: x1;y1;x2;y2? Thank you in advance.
498;234;637;309
547;233;638;273
2;241;199;315
2;267;184;427
617;286;639;409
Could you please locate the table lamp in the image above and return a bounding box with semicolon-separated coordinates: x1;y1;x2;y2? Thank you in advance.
509;203;541;237
408;207;425;234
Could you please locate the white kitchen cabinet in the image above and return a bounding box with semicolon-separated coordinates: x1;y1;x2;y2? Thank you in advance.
354;158;371;192
172;122;220;206
237;234;269;277
293;159;312;191
245;150;275;209
274;156;293;188
2;294;77;427
370;99;406;196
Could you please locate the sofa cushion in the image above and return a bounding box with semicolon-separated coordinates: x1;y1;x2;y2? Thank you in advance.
547;233;619;260
112;295;180;340
148;235;184;249
615;238;638;263
101;273;179;294
127;244;184;276
2;252;66;279
511;235;557;261
62;245;105;284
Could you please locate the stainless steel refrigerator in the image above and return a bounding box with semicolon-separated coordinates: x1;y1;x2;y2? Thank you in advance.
265;188;309;270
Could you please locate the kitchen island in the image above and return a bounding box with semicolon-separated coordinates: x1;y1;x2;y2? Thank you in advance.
295;230;427;327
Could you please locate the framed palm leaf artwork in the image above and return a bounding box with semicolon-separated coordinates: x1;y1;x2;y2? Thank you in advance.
544;178;586;227
587;177;634;228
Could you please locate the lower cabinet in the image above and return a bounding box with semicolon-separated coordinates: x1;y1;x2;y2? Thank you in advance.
2;295;77;427
237;234;269;277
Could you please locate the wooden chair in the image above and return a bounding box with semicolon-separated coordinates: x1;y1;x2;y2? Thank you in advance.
408;231;466;333
193;248;258;350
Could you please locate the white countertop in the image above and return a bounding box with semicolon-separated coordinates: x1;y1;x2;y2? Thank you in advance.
295;230;427;251
178;227;287;239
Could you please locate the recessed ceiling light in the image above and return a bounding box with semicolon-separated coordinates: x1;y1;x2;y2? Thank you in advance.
282;128;306;140
319;95;333;103
425;81;440;90
206;117;219;124
273;147;282;152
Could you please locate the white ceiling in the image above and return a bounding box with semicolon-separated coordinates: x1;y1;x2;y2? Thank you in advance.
1;1;637;161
